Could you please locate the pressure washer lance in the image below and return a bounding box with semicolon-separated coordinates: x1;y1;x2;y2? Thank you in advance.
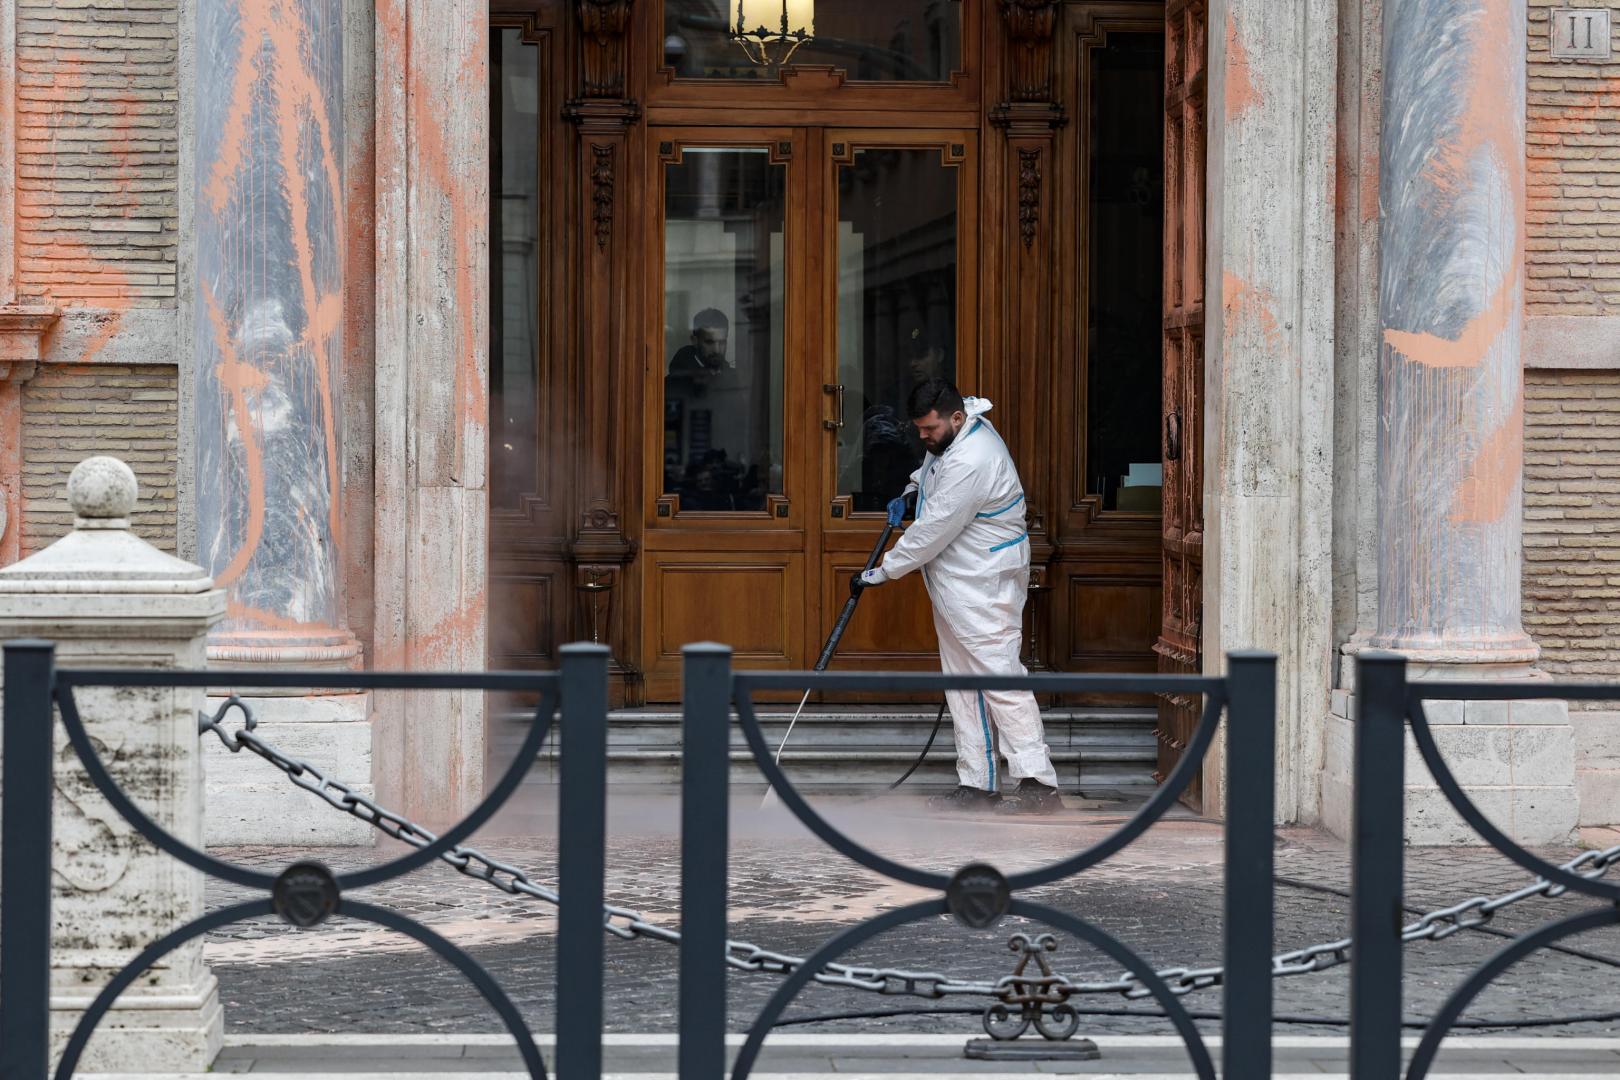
762;495;948;808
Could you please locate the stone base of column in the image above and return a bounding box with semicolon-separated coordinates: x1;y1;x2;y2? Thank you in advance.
203;691;374;846
51;973;223;1072
204;631;375;846
1322;647;1579;846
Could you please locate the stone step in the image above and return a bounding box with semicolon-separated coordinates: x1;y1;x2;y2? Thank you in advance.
494;707;1159;793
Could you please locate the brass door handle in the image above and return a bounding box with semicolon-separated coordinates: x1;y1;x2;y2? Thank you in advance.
823;383;845;431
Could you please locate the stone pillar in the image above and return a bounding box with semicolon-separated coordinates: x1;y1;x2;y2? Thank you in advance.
192;0;370;843
0;457;223;1069
372;0;491;824
1202;0;1337;821
1322;0;1578;844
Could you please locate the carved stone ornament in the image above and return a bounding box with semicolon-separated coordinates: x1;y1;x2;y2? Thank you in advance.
579;0;633;99
1001;0;1060;102
591;144;615;248
1018;147;1041;248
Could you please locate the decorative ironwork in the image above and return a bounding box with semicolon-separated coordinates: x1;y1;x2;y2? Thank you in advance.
1350;652;1620;1080
0;647;633;1080
717;657;1280;1078
729;0;815;67
985;933;1081;1041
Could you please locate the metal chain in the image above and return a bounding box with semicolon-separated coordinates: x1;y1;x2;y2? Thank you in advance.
200;700;1620;1004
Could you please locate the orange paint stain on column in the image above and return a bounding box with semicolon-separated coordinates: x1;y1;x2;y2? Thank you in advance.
206;284;269;588
1451;393;1524;525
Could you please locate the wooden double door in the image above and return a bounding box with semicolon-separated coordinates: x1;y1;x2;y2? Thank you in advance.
640;126;978;699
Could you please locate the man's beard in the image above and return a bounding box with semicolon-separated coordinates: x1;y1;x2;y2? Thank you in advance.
926;426;958;455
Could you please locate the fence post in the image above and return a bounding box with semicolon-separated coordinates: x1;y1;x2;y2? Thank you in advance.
1;639;56;1080
1350;650;1408;1079
679;643;733;1080
1222;650;1276;1078
556;643;611;1079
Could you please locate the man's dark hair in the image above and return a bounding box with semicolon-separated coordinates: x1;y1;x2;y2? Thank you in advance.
907;378;966;421
692;308;729;333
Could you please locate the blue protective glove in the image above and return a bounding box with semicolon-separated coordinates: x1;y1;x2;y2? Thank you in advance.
886;492;912;527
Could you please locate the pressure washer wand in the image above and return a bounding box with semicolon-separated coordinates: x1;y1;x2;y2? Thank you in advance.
761;520;897;809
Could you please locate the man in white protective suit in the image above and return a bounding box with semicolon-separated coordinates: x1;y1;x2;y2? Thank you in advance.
852;379;1062;814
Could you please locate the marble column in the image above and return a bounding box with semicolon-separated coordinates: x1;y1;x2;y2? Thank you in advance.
1323;0;1577;844
191;0;370;843
1375;0;1536;664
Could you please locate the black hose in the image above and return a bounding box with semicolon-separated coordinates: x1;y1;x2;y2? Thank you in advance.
773;1004;1620;1030
889;702;949;790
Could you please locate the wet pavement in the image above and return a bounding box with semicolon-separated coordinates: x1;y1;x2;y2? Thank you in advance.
198;789;1620;1051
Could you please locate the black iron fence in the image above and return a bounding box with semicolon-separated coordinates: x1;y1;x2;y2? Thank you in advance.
1348;650;1620;1080
21;639;1613;1076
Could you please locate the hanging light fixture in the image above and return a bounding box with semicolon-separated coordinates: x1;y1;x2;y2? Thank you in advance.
730;0;815;67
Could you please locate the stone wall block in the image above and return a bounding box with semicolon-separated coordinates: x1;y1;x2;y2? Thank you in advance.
1421;700;1465;726
1511;698;1573;725
0;456;224;1070
1578;769;1620;826
202;696;372;845
1573;711;1620;768
1463;700;1511;726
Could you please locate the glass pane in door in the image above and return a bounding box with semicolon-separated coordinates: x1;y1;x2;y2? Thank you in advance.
490;27;540;510
663;148;787;512
835;147;957;512
1086;32;1164;511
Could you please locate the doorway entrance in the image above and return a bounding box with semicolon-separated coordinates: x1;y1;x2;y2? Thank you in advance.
641;128;977;698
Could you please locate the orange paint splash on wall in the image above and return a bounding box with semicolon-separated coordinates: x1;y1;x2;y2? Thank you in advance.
1224;11;1261;120
14;58;132;361
1222;270;1284;352
404;28;489;454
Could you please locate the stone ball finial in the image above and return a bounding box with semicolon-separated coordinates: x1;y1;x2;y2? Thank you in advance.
68;456;139;523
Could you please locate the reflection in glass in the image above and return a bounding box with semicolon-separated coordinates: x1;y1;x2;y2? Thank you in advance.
663;0;961;82
490;28;540;510
836;147;957;512
663;148;786;512
1086;32;1164;512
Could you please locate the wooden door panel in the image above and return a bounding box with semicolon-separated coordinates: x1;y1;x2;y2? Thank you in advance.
642;554;804;699
1070;576;1162;665
822;569;936;660
1156;0;1207;804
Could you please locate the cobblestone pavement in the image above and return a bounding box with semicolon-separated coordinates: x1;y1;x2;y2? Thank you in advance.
202;791;1620;1044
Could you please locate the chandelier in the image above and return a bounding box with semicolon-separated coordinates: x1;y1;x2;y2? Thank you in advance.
730;0;815;67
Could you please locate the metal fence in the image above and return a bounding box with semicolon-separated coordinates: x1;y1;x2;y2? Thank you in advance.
1348;650;1620;1080
0;638;1278;1077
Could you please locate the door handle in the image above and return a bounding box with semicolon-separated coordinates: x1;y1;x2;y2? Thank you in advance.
1165;410;1181;461
823;383;844;431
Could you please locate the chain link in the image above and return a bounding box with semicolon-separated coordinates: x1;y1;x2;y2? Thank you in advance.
200;700;1620;1004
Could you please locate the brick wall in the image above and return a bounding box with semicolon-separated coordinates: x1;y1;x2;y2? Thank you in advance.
21;366;179;554
14;0;179;307
1523;370;1620;685
1527;2;1620;315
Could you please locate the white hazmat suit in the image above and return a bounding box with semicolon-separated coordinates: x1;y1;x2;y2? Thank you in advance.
878;397;1058;792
